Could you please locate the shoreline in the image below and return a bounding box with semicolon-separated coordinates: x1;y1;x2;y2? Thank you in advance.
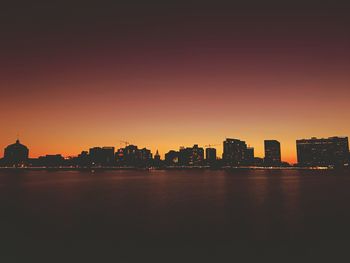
0;166;345;171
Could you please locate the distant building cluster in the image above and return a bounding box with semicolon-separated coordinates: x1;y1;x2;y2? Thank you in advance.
1;136;349;168
296;137;349;167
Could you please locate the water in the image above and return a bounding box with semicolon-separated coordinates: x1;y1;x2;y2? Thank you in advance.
1;169;350;262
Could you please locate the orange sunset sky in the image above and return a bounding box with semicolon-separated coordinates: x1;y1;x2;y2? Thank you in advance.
1;2;350;163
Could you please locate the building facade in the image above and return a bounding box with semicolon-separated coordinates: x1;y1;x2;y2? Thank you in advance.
205;148;217;165
37;154;65;167
179;145;204;166
264;140;281;166
139;148;153;166
165;150;180;166
89;147;115;166
154;150;161;162
3;140;29;167
116;145;153;167
223;138;248;166
297;137;349;167
245;147;255;165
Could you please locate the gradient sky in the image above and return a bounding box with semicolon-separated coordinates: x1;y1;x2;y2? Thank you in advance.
1;1;350;163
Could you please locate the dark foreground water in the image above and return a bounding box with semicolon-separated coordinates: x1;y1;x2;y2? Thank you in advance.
1;169;350;262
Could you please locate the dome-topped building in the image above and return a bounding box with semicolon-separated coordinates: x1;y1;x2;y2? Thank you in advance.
4;139;29;167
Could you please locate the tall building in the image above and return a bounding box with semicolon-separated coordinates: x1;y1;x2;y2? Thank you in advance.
153;150;162;167
89;147;115;166
179;145;204;166
102;147;115;166
4;139;29;167
116;145;153;167
76;151;89;167
165;150;180;166
154;150;161;162
115;148;125;165
245;147;255;165
140;148;152;166
206;148;217;165
297;137;349;167
264;140;281;166
122;145;139;166
223;138;248;166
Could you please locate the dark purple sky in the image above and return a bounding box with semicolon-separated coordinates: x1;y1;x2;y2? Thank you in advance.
1;1;350;162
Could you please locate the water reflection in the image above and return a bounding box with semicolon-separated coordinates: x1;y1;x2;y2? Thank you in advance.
1;169;350;261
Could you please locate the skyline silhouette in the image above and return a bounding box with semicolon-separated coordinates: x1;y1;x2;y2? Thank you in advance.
2;2;350;261
1;135;349;167
1;1;350;164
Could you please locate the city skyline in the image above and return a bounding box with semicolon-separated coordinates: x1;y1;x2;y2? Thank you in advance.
1;135;349;166
2;2;350;164
2;2;350;261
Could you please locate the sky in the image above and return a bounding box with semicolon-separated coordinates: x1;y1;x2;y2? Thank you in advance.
1;1;350;163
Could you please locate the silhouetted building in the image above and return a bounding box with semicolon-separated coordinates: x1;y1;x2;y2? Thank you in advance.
297;137;349;167
64;156;78;167
122;145;139;166
178;147;186;165
89;147;115;166
264;140;281;166
206;148;217;165
245;147;255;165
165;150;180;166
154;150;161;162
179;145;204;166
76;151;90;167
223;138;248;166
153;150;162;167
115;148;124;165
89;147;102;165
254;157;264;167
140;148;152;166
115;145;153;167
4;140;29;167
102;147;116;166
37;154;65;167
